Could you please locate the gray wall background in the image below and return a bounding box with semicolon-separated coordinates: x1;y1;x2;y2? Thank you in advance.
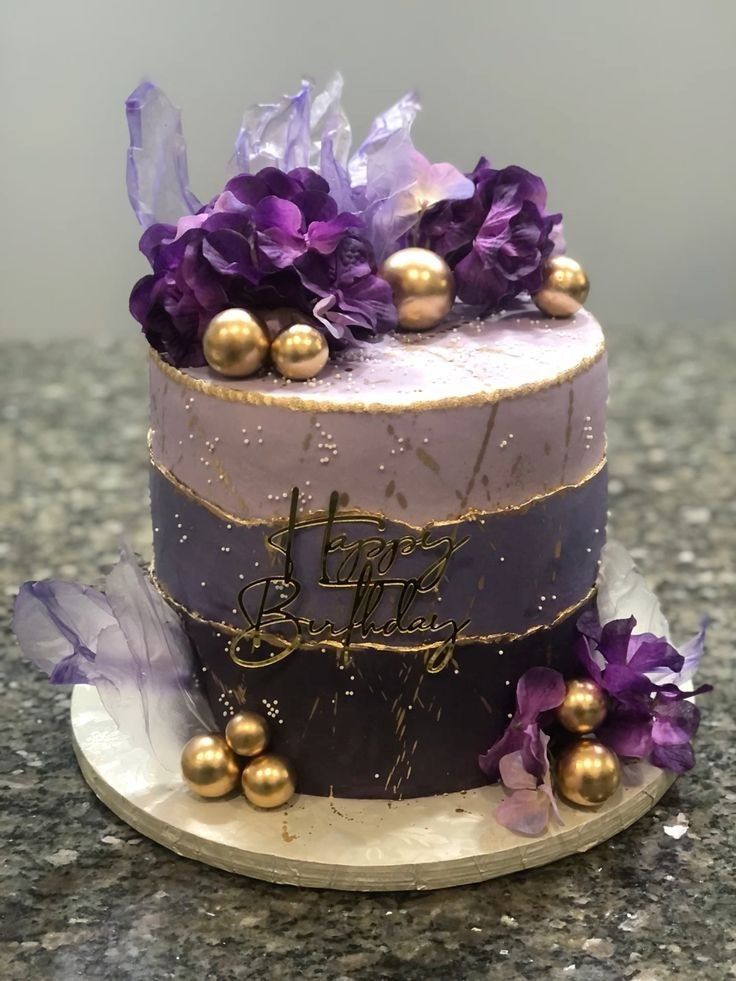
1;0;734;339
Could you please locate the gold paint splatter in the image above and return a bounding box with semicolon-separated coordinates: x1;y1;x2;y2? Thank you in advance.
281;820;297;843
458;402;499;509
416;447;440;474
564;387;575;447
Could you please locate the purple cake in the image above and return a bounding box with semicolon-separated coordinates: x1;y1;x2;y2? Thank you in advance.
148;304;607;798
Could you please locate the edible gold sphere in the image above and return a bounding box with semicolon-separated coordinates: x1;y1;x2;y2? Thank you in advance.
181;733;240;798
556;737;621;807
271;323;329;380
380;247;454;331
556;679;608;734
532;256;590;318
203;308;270;377
242;753;296;808
225;711;271;757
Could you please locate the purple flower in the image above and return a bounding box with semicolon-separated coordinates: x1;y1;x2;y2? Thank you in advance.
417;158;561;310
479;666;566;781
130;167;397;366
297;232;396;346
575;613;711;773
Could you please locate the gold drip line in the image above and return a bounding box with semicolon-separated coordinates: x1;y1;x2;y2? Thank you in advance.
150;341;606;414
149;568;598;653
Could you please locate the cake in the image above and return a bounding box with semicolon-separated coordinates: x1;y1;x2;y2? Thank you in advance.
14;76;708;852
149;308;607;798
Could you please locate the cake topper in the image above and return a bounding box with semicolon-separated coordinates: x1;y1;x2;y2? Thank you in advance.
126;75;589;379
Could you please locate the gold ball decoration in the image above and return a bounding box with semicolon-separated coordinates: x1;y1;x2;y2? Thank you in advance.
380;247;455;331
242;753;296;808
271;323;329;381
225;711;271;757
203;308;270;377
532;256;590;318
556;737;621;808
556;679;608;734
181;734;240;798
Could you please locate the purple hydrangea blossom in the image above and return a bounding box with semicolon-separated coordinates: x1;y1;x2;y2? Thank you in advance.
130;167;396;365
575;613;711;773
416;158;562;310
481;613;710;835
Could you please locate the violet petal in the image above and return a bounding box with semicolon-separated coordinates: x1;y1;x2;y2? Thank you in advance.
597;711;654;758
650;741;695;773
515;666;566;724
627;635;684;675
478;726;525;781
495;789;551;836
499;750;537;791
652;698;701;745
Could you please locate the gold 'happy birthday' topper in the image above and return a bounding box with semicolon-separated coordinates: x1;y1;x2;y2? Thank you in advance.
228;488;471;674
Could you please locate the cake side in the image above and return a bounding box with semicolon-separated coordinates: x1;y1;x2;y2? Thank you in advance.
149;308;606;525
149;307;608;798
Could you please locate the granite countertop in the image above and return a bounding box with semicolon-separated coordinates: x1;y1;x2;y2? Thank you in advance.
2;323;734;981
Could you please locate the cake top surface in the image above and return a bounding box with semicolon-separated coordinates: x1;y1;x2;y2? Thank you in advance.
163;306;604;412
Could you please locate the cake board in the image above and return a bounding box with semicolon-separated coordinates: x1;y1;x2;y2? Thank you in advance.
71;685;675;892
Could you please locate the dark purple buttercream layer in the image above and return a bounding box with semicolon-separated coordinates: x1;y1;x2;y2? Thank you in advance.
151;463;607;642
184;600;592;799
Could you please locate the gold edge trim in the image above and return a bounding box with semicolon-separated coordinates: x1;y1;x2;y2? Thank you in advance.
148;432;607;531
149;569;597;650
150;342;607;414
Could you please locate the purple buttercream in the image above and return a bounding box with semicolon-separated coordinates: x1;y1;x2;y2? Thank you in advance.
149;462;607;643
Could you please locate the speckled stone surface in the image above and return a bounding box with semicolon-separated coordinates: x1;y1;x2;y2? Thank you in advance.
2;323;734;980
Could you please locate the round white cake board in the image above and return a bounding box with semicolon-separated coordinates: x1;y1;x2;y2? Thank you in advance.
71;685;675;891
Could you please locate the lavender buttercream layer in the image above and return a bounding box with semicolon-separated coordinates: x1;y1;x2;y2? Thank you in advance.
151;463;607;644
149;308;607;526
